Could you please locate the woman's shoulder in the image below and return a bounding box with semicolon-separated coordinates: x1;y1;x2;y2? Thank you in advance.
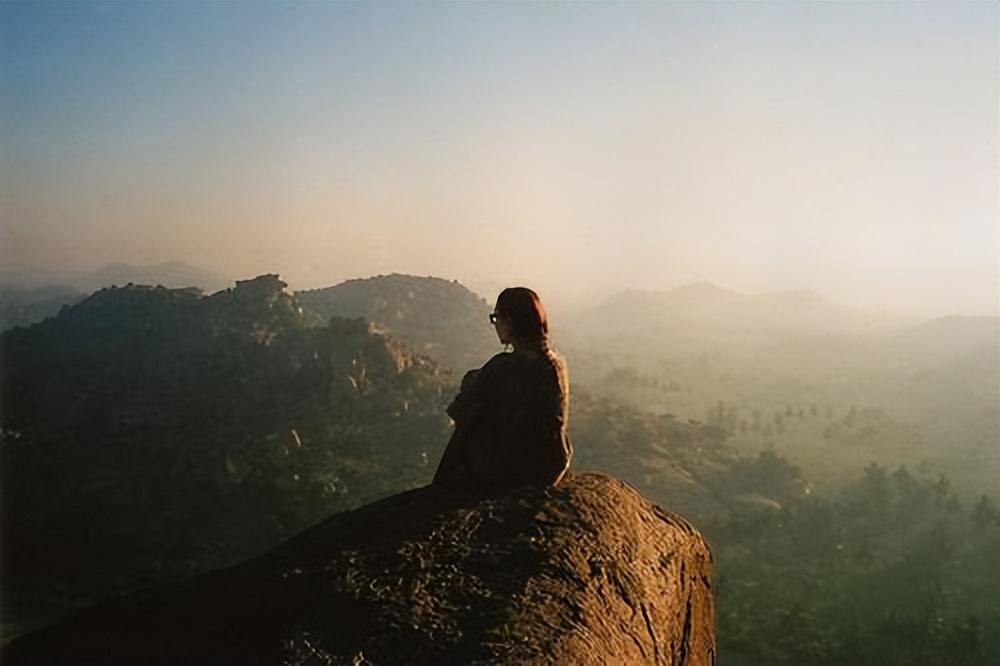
481;349;544;375
480;350;518;374
481;347;567;374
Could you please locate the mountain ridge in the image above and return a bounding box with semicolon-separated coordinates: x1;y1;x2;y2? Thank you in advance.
297;273;497;373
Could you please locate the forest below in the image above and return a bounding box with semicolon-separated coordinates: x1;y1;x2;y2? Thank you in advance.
1;273;997;665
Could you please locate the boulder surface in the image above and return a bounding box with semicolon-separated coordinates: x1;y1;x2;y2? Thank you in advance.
5;473;714;665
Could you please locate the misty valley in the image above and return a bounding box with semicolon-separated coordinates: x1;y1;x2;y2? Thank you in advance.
1;270;997;665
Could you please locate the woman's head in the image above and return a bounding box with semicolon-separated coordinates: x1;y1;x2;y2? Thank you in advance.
492;287;549;348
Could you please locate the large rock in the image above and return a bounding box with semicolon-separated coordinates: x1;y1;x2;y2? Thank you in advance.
5;473;714;665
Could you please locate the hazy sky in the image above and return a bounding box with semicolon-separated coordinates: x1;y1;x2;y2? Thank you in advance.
2;1;997;316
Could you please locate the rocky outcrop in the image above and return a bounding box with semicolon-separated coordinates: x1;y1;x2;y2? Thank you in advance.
5;473;714;665
297;274;498;373
0;275;455;611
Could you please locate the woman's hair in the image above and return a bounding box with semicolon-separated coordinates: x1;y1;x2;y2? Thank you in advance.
495;287;549;346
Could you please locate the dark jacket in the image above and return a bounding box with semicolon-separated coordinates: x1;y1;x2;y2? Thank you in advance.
433;346;572;491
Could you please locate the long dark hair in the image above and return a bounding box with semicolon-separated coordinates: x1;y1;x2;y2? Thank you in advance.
495;287;549;347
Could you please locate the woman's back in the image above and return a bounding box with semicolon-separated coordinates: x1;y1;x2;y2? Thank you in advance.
482;347;570;485
434;346;572;491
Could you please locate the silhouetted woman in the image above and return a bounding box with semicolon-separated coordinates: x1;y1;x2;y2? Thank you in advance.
433;287;572;492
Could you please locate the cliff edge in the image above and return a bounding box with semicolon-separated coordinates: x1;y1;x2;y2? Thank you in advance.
5;473;714;665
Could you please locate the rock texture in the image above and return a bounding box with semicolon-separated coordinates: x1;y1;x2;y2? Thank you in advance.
4;473;714;665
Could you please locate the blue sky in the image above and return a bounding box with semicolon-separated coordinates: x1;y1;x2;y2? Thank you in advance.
2;1;997;315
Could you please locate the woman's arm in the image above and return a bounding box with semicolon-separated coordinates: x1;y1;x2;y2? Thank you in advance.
446;368;481;424
448;354;514;481
448;352;512;421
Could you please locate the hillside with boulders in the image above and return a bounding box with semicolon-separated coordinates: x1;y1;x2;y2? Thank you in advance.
297;274;498;373
0;275;456;621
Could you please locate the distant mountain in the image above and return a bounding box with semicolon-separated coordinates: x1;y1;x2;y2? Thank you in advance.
81;261;232;293
0;261;231;295
870;315;999;452
566;282;891;355
0;284;84;332
0;262;232;331
298;274;498;374
891;315;999;360
0;266;88;288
